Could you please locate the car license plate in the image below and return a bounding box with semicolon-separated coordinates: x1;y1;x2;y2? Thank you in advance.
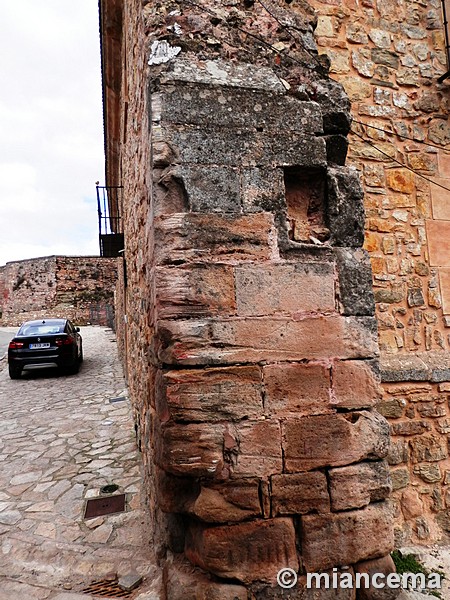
29;343;50;349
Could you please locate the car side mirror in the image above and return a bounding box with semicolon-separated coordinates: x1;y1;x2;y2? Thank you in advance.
76;327;80;332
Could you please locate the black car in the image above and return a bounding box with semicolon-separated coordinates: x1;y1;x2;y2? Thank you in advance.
8;318;83;379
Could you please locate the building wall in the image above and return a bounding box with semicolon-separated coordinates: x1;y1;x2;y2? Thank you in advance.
309;0;450;544
0;256;117;327
110;0;395;595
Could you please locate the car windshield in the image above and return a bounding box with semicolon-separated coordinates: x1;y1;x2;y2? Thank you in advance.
18;323;65;336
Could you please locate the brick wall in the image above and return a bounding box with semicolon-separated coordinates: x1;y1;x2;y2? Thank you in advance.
0;256;117;327
308;0;450;544
108;0;396;595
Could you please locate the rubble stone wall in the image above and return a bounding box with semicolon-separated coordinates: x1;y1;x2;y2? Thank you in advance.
308;0;450;543
310;0;450;355
114;0;396;595
0;256;117;327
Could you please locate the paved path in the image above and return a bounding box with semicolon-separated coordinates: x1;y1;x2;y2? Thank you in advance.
0;327;16;362
0;327;159;600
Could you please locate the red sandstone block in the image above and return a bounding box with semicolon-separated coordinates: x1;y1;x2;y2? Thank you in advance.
354;555;398;600
185;518;299;584
155;366;263;422
331;360;382;409
301;501;394;572
187;479;262;523
165;563;248;600
263;362;332;416
271;472;330;515
156;467;262;522
155;467;197;513
156;422;225;478
155;265;236;318
154;213;277;265
235;263;336;316
328;461;392;511
156;316;378;365
232;421;283;477
282;411;390;472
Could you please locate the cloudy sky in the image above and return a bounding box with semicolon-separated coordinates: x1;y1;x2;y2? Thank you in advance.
0;0;105;267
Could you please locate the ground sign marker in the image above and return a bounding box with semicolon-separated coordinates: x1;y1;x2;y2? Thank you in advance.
84;494;126;519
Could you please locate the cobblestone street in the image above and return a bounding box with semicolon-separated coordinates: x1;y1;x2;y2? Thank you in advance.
0;327;159;600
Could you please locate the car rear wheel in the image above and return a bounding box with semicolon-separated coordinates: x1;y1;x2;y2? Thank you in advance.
8;365;21;379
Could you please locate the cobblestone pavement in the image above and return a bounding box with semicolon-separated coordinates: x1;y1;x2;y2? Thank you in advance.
0;327;160;600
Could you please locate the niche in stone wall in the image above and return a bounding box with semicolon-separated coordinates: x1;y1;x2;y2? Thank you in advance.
284;167;330;244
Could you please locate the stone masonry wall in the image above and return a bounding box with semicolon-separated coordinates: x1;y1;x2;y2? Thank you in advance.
114;0;396;596
309;0;450;355
0;256;117;327
308;0;450;543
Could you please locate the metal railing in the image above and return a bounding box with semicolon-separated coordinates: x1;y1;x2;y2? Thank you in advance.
96;184;124;257
439;0;450;82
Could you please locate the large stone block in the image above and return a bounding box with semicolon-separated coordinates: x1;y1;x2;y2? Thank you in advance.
263;363;332;417
185;518;299;584
153;166;189;216
331;360;382;409
165;562;248;600
309;79;352;134
156;316;379;365
156;422;225;478
327;167;365;248
154;213;277;265
158;57;286;92
253;576;356;599
354;555;400;600
282;411;390;472
335;248;375;316
325;134;349;166
329;461;392;511
235;262;336;317
233;421;283;477
155;467;198;513
178;165;241;213
189;479;262;523
155;467;262;523
241;167;285;215
155;366;263;422
271;472;330;515
155;265;236;318
301;501;394;572
160;124;327;167
158;84;324;134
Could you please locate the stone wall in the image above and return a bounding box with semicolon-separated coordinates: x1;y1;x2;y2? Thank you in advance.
310;0;450;356
106;0;396;596
308;0;450;544
0;256;117;327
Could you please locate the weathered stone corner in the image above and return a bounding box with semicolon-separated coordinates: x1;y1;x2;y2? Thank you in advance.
101;0;396;595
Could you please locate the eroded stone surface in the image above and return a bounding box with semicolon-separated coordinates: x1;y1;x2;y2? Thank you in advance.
185;518;299;584
301;502;394;571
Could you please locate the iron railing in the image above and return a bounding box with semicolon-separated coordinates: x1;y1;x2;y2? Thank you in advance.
96;184;124;257
439;0;450;82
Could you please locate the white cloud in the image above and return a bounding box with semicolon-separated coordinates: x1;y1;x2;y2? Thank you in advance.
0;0;105;266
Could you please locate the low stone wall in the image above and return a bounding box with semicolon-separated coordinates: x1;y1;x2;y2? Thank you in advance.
0;256;117;327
